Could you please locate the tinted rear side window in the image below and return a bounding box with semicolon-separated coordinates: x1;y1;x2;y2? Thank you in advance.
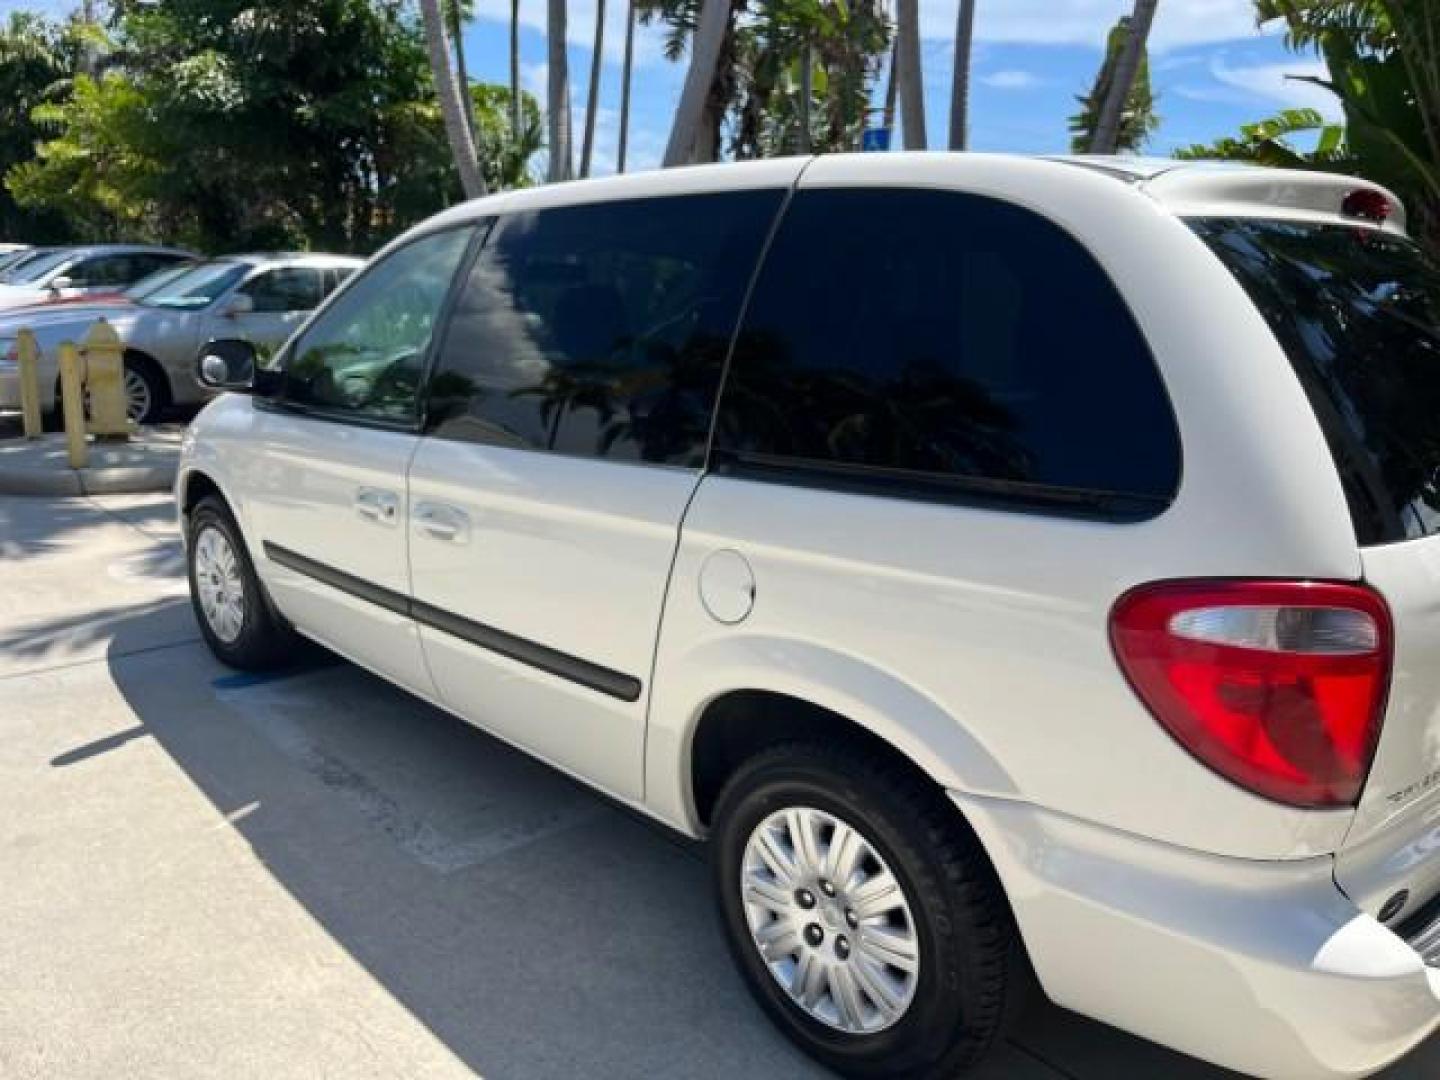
1194;218;1440;545
714;188;1179;515
428;189;785;466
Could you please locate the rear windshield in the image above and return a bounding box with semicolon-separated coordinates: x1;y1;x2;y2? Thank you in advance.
1194;217;1440;545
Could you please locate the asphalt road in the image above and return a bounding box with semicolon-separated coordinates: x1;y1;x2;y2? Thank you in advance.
0;490;1436;1079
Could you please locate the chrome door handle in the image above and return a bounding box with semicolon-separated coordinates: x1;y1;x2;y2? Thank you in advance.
413;502;470;544
355;487;399;525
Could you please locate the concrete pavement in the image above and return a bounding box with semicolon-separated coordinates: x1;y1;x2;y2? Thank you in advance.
0;490;1436;1079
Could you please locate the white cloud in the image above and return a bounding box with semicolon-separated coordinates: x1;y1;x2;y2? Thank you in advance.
495;0;1271;65
980;70;1042;90
491;0;669;68
928;0;1266;50
1203;57;1336;120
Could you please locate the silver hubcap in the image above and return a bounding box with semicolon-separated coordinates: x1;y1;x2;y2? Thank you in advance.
742;806;920;1034
194;526;245;643
125;368;151;422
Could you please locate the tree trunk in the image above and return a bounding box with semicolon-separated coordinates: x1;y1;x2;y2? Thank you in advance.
580;0;606;177
663;0;730;166
548;0;574;182
1091;0;1158;155
895;0;926;149
420;0;487;199
510;0;522;141
797;40;813;154
948;0;976;150
449;1;480;149
882;37;899;130
618;0;636;172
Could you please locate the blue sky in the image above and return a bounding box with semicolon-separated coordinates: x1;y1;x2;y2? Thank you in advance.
6;0;1341;175
455;0;1340;175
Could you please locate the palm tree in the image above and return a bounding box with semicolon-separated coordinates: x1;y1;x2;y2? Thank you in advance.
419;0;486;198
882;37;899;131
510;0;522;143
663;0;730;165
895;0;925;149
797;40;813;153
1092;0;1159;155
618;0;637;171
580;0;606;177
948;0;976;149
548;0;574;181
444;0;480;145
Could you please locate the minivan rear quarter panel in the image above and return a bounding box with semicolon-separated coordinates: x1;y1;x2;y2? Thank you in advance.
648;155;1365;861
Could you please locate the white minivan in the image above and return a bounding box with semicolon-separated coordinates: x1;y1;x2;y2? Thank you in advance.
178;154;1440;1079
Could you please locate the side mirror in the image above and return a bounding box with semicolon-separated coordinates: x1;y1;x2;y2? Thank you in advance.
223;293;255;317
195;338;257;391
48;275;74;293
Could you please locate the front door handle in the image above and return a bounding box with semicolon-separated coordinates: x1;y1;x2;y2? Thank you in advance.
413;502;470;544
355;487;399;526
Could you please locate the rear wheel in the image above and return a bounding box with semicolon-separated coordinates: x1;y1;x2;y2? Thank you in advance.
712;742;1020;1078
186;495;301;671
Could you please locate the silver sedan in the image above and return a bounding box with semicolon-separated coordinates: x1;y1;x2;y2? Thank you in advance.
0;252;361;423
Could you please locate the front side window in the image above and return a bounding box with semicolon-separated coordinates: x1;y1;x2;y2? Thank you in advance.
715;188;1180;513
1195;218;1440;544
283;227;475;423
242;267;326;313
427;190;784;466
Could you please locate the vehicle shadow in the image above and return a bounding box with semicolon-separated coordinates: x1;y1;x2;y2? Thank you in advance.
51;595;1440;1080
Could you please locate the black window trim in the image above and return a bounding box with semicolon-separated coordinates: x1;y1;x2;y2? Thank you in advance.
258;221;489;435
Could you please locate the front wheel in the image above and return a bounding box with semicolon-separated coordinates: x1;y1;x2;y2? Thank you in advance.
186;495;301;671
712;742;1021;1078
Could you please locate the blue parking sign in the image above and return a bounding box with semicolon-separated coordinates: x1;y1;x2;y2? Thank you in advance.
862;127;892;152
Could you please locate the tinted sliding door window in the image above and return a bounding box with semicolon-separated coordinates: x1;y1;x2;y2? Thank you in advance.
427;189;785;466
715;188;1180;513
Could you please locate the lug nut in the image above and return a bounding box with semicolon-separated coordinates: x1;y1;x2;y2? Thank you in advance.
844;908;858;929
795;888;816;909
820;880;837;898
803;923;824;947
835;936;851;960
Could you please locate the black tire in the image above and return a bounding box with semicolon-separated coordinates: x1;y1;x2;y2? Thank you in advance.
712;741;1022;1079
186;495;301;671
123;355;166;424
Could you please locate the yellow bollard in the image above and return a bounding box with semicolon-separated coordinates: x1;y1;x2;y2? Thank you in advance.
16;328;42;439
82;318;128;440
57;341;88;469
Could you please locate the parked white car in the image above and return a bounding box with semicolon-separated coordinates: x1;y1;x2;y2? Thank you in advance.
177;155;1440;1080
0;252;360;423
0;243;194;312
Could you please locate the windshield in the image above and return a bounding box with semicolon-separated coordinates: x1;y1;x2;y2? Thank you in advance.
137;261;248;309
123;261;198;300
0;249;34;276
1194;217;1440;545
2;250;70;285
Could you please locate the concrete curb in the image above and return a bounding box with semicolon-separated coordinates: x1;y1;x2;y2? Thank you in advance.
0;431;180;497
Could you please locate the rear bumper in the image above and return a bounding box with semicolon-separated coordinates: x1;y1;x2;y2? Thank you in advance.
954;792;1440;1079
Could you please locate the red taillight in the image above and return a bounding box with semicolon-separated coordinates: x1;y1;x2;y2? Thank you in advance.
1342;188;1392;224
1110;580;1392;808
